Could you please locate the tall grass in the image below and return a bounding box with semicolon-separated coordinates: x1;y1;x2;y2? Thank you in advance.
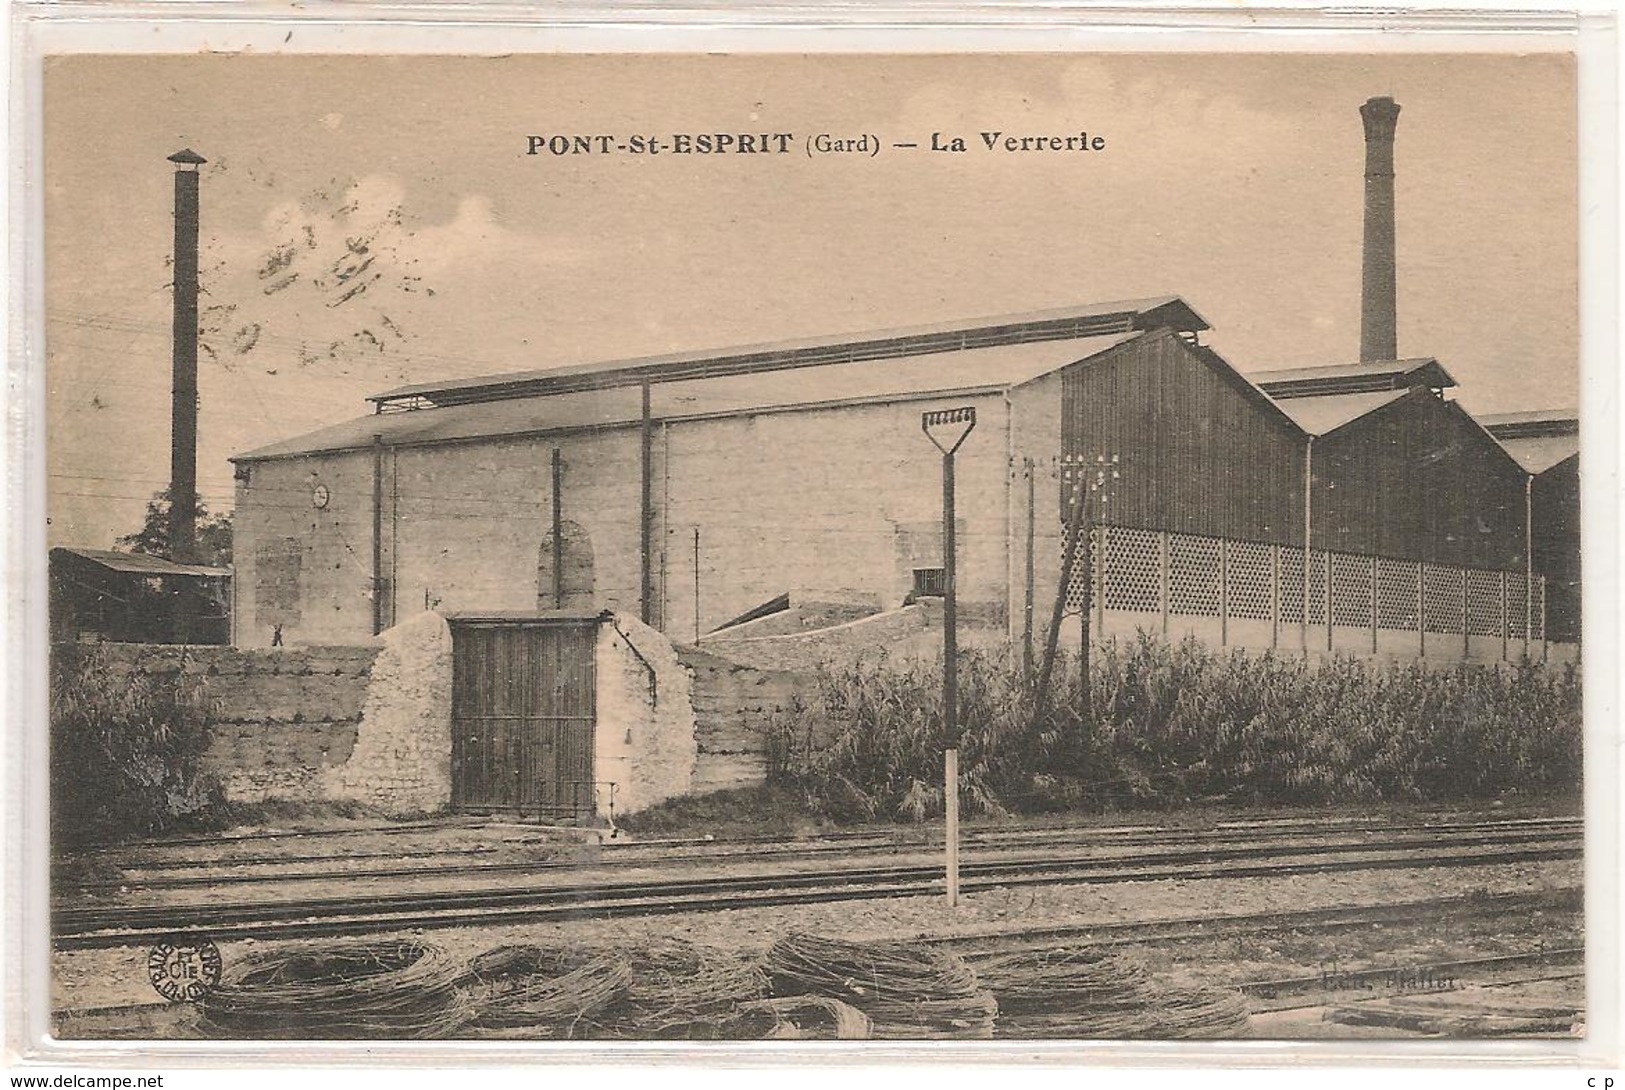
50;643;226;848
763;634;1581;822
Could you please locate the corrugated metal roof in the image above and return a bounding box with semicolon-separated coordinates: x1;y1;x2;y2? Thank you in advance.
1478;408;1579;439
1250;358;1457;398
1495;434;1580;475
51;547;231;578
1271;389;1410;436
235;331;1143;462
368;296;1206;407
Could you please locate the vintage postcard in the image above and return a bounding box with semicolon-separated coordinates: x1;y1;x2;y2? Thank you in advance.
33;48;1590;1049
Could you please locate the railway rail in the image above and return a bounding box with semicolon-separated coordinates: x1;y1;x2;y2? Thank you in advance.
54;822;1581;950
61;815;1582;891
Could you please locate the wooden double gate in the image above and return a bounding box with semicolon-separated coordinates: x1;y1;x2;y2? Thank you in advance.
449;615;599;820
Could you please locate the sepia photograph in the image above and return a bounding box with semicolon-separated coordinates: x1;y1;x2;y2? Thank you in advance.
38;49;1585;1045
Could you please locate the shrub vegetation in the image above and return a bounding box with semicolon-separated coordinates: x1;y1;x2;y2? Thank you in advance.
50;643;225;847
763;634;1581;822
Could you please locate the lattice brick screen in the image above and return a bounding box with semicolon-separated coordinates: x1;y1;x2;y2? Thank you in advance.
1307;551;1328;626
1377;558;1420;631
1330;553;1374;628
1505;574;1529;639
1422;565;1464;634
1103;526;1161;613
1466;570;1503;637
1227;540;1272;621
1168;534;1221;616
1279;547;1305;625
1531;577;1546;641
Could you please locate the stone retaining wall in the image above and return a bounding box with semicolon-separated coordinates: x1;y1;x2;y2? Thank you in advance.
90;641;379;803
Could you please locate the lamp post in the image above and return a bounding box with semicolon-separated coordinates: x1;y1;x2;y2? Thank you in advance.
922;406;976;908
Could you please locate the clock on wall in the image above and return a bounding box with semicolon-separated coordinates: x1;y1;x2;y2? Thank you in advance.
311;483;330;509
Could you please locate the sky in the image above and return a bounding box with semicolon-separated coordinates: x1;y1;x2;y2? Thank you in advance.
42;52;1578;548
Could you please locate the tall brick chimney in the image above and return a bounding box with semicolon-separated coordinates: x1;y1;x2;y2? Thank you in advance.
1359;96;1401;363
168;148;205;562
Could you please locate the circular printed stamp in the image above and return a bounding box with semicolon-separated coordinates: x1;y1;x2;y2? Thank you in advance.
146;939;223;1002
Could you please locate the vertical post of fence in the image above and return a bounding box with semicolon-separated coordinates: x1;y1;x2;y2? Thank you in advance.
1326;551;1334;653
1159;530;1170;636
692;528;701;644
1462;567;1470;660
1370;556;1379;655
1541;576;1549;661
1270;544;1280;648
1219;538;1229;647
1418;561;1427;658
1500;570;1509;661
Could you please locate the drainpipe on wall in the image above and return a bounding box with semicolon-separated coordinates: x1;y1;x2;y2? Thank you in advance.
1003;390;1016;645
1525;472;1534;655
1302;435;1314;652
640;380;654;627
371;434;385;637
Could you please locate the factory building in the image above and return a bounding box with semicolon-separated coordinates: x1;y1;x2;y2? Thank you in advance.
228;93;1575;671
229;294;1567;667
1480;409;1581;644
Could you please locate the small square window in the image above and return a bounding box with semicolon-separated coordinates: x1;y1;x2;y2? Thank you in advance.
912;568;946;598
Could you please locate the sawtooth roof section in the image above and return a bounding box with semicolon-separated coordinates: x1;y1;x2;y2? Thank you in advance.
1494;434;1579;475
51;546;231;579
1250;358;1457;399
235;331;1144;462
368;296;1208;409
1477;408;1579;440
1271;389;1411;436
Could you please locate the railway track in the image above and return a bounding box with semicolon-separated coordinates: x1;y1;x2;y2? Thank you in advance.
53;823;1581;950
61;815;1583;891
929;887;1582;959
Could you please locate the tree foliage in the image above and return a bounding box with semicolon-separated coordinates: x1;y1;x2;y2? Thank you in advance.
116;488;233;567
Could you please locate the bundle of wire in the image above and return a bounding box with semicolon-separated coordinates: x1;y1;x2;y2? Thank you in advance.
971;947;1149;1010
198;939;463;1039
987;984;1252;1039
455;943;632;1037
1145;984;1252;1039
723;996;874;1040
586;938;769;1040
764;933;997;1039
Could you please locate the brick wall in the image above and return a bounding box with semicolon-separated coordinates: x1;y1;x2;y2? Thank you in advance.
594;613;698;817
233;392;1020;651
233;451;378;647
677;647;802;794
322;611;453;812
91;642;379;802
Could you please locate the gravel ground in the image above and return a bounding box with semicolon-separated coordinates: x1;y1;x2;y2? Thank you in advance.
53;856;1579;1019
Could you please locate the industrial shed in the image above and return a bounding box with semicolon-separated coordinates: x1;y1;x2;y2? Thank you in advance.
230;294;1564;669
1480;409;1580;644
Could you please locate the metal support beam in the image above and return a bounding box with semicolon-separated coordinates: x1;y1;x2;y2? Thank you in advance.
371;434;384;637
552;447;565;609
640;380;654;626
